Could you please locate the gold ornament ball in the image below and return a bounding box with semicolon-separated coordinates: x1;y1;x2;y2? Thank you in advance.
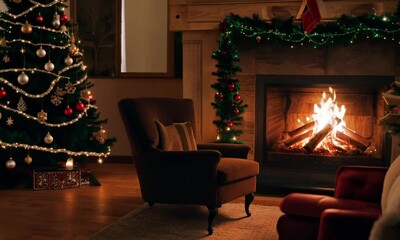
24;154;33;164
44;132;54;144
6;157;16;169
64;56;73;66
36;47;46;58
45;61;55;71
17;72;29;85
21;21;32;34
60;25;67;33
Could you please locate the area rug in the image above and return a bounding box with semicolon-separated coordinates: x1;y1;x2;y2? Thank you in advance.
90;203;283;240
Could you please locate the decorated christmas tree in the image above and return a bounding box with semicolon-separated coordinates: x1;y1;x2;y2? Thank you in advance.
211;20;248;144
0;0;115;185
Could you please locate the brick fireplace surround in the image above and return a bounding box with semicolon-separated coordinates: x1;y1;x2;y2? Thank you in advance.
169;0;400;192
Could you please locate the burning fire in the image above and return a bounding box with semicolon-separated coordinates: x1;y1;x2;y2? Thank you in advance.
313;87;346;134
281;87;371;154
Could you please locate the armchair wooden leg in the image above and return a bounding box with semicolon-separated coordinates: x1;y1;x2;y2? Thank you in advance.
207;206;218;235
245;193;255;217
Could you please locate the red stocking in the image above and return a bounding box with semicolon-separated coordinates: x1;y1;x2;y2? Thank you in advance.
302;0;321;33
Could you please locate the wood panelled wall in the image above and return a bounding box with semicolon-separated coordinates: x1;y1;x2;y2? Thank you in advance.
169;0;399;160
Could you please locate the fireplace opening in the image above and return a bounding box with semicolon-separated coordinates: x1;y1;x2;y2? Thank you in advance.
255;75;394;193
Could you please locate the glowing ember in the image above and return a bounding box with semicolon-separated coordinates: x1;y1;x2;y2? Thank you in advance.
281;87;371;155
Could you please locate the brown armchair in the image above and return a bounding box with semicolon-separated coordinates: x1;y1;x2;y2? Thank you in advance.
118;97;259;234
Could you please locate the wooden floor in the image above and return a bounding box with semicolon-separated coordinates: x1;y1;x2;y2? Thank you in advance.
0;163;283;240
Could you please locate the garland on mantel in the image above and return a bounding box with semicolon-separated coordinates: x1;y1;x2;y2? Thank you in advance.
211;4;400;144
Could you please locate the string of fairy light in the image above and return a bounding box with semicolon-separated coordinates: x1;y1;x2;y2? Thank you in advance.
221;13;400;48
0;103;97;127
212;10;400;143
0;62;88;97
0;18;70;37
1;0;63;19
0;141;111;158
0;0;111;167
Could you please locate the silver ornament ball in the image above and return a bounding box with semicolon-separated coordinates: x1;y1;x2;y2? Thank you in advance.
17;72;29;85
52;13;61;28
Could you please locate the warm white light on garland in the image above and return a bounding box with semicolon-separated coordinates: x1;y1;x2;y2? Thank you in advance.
58;62;85;75
6;38;70;49
1;76;58;98
0;103;98;127
0;0;61;19
0;63;86;99
0;68;70;79
0;140;111;158
0;18;70;36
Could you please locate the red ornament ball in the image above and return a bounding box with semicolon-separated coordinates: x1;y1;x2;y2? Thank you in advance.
228;83;235;91
216;92;224;100
233;93;241;101
0;88;6;99
64;106;73;116
233;108;240;114
227;121;234;128
60;13;69;24
36;13;43;23
75;101;85;112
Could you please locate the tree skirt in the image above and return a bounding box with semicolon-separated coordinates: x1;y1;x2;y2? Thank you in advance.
90;203;283;240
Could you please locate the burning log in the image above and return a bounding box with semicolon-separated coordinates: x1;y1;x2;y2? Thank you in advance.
303;124;333;153
326;141;347;153
336;126;371;151
284;130;313;147
288;121;316;137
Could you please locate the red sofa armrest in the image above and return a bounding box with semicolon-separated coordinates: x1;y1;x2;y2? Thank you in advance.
318;209;381;240
334;166;388;204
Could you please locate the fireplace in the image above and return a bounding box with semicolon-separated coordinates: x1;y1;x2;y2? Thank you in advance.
255;75;394;193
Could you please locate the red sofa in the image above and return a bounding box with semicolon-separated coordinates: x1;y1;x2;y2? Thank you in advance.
277;165;388;240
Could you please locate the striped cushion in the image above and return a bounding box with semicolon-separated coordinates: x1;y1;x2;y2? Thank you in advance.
155;121;197;151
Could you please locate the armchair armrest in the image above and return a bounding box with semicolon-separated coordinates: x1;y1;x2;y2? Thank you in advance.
334;166;388;204
197;143;250;158
318;209;380;240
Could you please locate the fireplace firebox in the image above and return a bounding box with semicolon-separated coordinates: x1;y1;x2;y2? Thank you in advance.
255;75;394;193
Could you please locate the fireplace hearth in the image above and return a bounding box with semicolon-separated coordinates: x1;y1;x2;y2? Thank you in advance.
255;75;394;193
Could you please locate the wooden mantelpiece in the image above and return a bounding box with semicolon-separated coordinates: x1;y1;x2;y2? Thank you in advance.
169;0;400;161
169;0;397;31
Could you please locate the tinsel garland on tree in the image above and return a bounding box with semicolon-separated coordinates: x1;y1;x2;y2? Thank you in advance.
211;2;400;144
